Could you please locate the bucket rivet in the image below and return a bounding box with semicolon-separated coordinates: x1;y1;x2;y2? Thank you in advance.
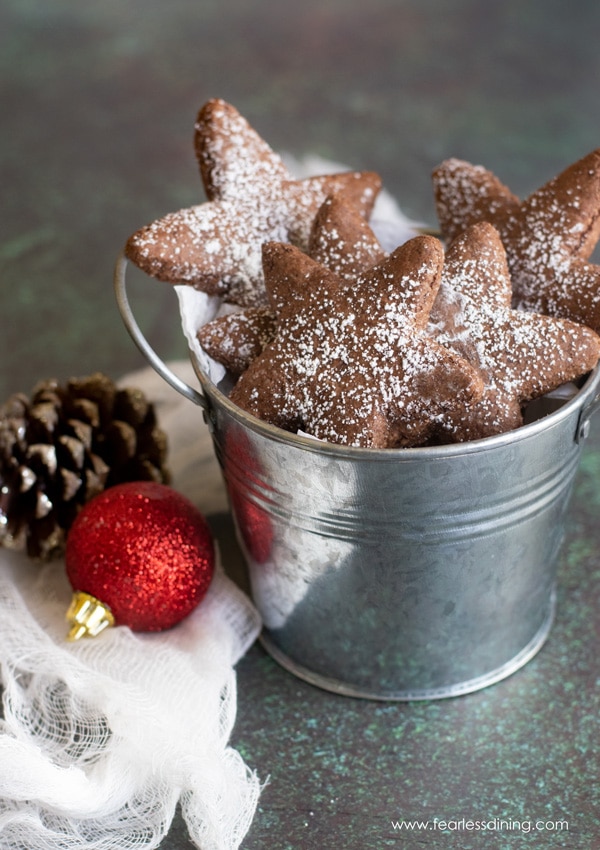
202;408;217;434
579;419;591;441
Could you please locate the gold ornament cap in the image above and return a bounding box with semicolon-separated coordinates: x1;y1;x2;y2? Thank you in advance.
66;591;115;641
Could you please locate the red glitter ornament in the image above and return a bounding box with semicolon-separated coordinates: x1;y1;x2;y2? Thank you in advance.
64;481;215;639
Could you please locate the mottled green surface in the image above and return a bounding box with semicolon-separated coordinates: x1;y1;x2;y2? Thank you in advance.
2;1;600;848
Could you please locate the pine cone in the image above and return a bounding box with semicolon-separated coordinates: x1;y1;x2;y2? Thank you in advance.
0;373;170;560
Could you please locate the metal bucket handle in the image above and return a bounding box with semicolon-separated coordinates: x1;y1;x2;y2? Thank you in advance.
113;253;208;412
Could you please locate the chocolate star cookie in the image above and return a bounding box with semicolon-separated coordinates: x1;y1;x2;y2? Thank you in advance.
308;191;388;277
229;237;483;448
197;306;277;378
125;99;381;306
432;150;600;331
197;192;388;375
430;222;600;441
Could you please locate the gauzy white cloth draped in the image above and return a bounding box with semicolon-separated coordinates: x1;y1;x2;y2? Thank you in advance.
0;361;263;850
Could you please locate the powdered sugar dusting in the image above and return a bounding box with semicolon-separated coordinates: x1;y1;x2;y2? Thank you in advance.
230;239;482;448
430;222;600;441
126;99;381;308
433;158;519;240
196;188;391;375
433;151;600;332
197;306;277;376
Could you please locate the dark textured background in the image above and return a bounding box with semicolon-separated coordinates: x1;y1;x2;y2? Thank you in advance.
2;1;600;847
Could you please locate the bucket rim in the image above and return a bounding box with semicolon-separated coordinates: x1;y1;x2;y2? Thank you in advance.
191;357;600;460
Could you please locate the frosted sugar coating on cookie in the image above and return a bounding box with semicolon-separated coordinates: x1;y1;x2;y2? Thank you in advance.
430;222;600;441
198;307;277;377
125;99;381;306
433;150;600;331
230;237;483;448
197;191;389;375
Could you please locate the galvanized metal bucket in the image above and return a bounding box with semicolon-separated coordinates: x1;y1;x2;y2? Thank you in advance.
115;255;600;700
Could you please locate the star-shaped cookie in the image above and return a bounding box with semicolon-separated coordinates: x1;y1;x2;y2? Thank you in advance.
197;191;388;375
430;222;600;441
229;236;483;448
432;150;600;330
125;99;381;306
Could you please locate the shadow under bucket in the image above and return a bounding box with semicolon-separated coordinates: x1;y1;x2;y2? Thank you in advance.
115;256;600;701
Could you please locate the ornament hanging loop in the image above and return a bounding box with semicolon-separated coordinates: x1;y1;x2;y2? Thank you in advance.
113;253;208;411
66;591;115;641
